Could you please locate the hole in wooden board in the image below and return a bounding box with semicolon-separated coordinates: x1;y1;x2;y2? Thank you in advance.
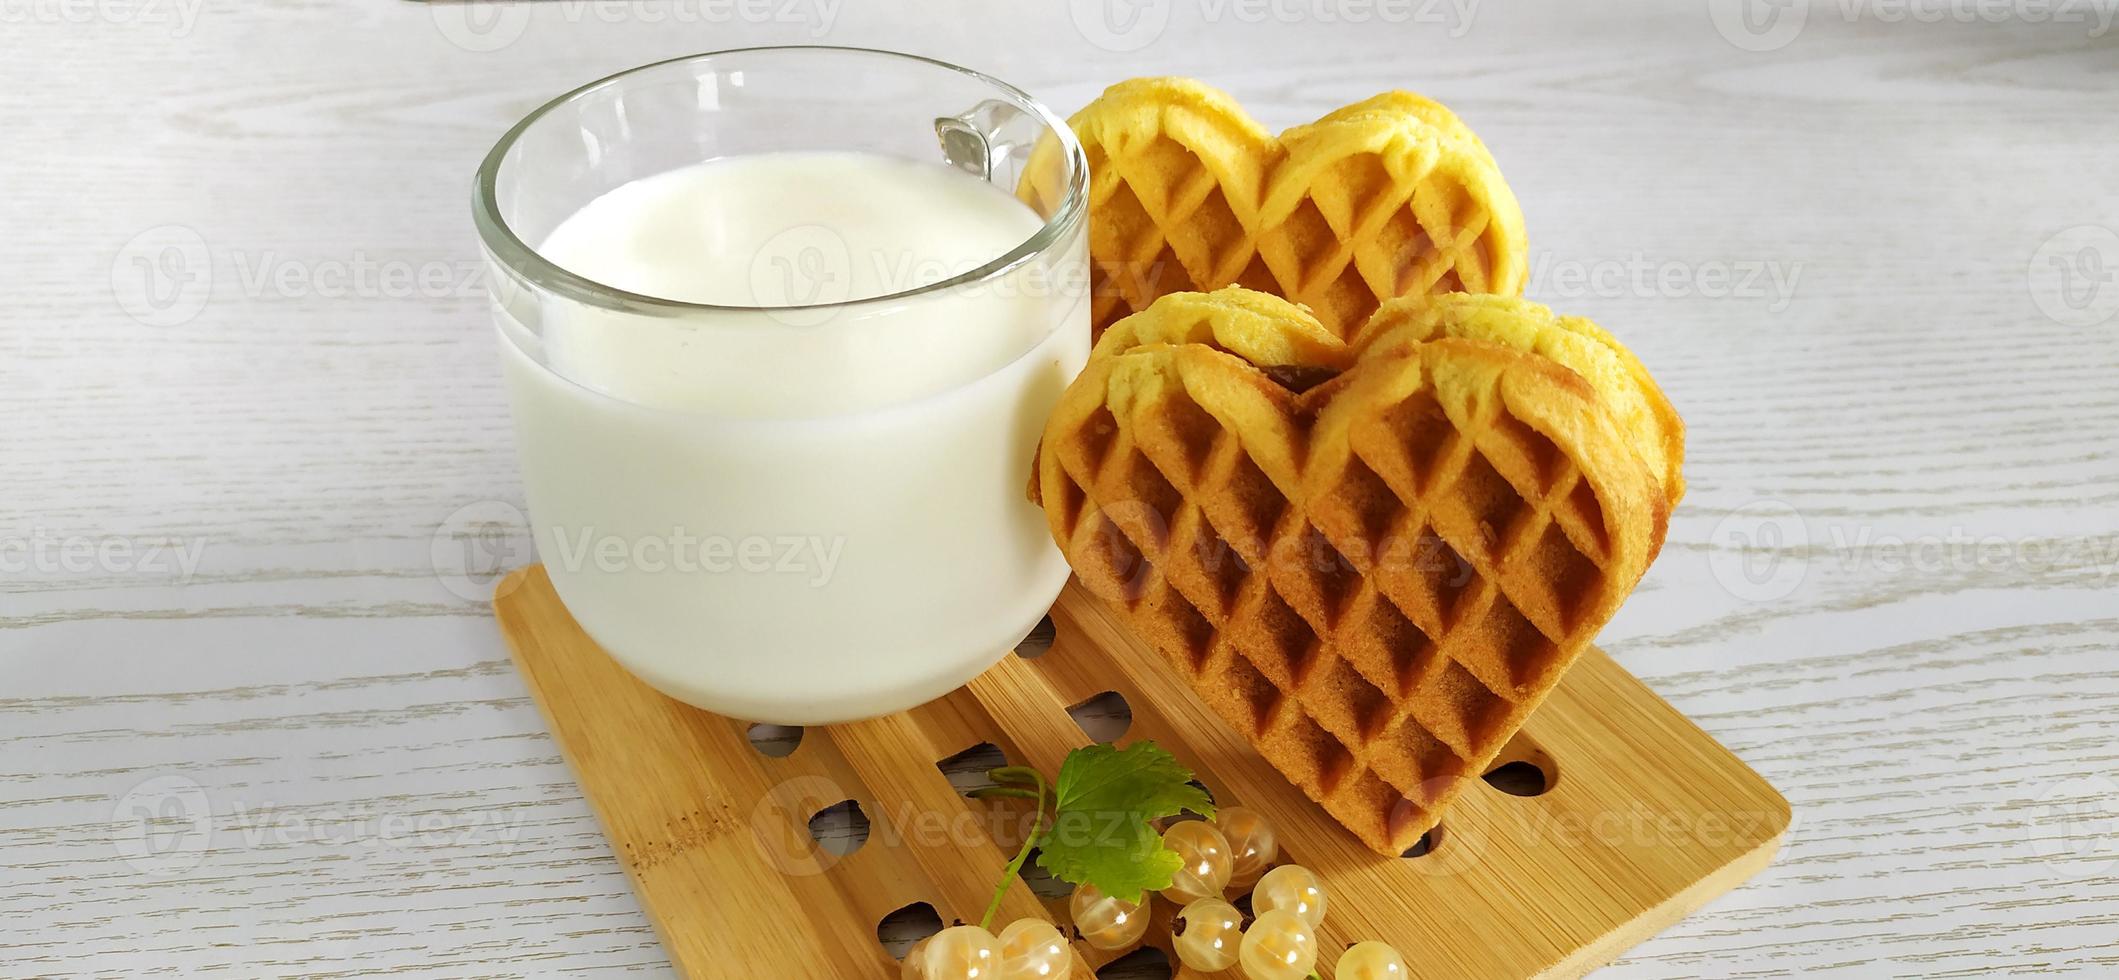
1401;825;1443;859
940;741;1046;855
1096;945;1172;979
936;741;1011;794
1483;760;1550;797
806;799;870;856
745;722;802;758
1018;614;1057;660
1068;690;1133;742
1483;735;1558;796
876;901;943;961
1184;779;1215;816
1017;846;1074;901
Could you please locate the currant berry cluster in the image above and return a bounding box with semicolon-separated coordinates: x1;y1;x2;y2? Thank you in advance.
1069;804;1279;968
905;804;1412;979
1149;806;1414;980
900;917;1067;980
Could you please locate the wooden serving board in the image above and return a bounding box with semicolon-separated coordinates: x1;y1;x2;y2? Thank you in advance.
493;564;1787;979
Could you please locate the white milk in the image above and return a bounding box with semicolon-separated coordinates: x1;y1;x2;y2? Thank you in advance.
498;152;1089;723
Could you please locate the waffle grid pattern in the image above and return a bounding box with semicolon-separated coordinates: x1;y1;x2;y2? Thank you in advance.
1354;292;1689;505
1071;78;1528;339
1043;314;1657;855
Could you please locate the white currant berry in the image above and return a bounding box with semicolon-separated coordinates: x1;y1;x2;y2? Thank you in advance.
921;924;1000;980
995;918;1071;979
1170;897;1243;972
901;935;932;980
1159;819;1235;905
1214;806;1279;888
1069;883;1149;951
1237;908;1317;980
1252;863;1328;927
1337;940;1409;979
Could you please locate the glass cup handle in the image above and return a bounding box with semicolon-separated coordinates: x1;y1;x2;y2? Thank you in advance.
936;98;1043;181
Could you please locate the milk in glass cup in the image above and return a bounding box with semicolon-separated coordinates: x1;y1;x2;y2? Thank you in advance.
473;48;1089;724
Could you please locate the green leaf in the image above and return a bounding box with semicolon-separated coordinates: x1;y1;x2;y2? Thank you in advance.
1033;741;1215;904
1050;741;1216;824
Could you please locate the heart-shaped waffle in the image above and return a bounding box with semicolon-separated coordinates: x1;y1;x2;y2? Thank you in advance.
1067;77;1528;340
1033;288;1673;856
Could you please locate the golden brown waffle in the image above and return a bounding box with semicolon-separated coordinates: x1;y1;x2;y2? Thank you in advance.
1034;288;1670;856
1355;293;1688;506
1067;77;1528;340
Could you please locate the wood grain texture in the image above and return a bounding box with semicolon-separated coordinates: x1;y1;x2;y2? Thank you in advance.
4;1;2117;977
495;565;1785;979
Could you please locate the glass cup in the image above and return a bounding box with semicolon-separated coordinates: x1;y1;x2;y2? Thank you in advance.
473;48;1089;724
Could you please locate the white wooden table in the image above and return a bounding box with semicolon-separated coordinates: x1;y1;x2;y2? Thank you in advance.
6;2;2117;976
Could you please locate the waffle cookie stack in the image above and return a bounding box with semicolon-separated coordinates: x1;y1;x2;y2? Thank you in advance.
1064;77;1528;339
1032;288;1680;856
